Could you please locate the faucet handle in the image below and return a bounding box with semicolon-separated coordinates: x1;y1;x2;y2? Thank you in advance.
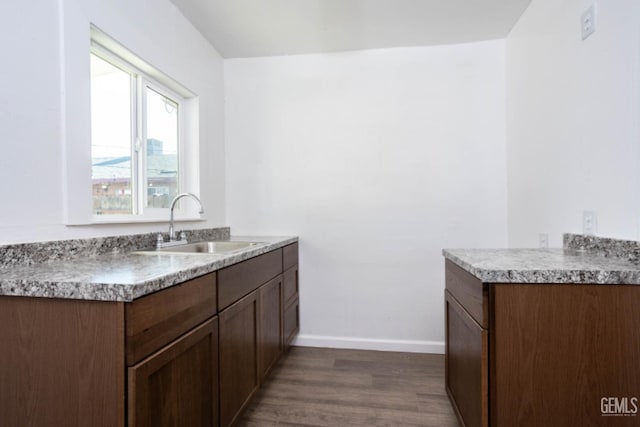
156;233;164;248
179;231;187;242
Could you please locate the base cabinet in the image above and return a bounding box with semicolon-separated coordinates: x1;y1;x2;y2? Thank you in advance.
445;291;487;427
0;243;300;427
128;317;219;427
219;290;260;427
445;259;640;427
218;274;287;427
259;275;284;381
283;295;299;350
282;243;300;352
0;297;125;427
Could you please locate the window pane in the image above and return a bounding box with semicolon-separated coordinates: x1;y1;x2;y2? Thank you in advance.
90;53;133;215
145;87;179;208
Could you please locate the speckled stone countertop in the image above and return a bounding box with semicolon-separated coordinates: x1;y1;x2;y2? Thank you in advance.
443;234;640;285
0;234;297;301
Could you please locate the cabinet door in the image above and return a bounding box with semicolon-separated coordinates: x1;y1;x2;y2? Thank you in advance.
128;317;219;427
283;265;299;352
445;290;488;427
283;298;299;351
259;275;283;381
219;290;260;427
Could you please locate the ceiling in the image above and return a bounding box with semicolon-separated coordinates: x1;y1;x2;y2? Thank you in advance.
170;0;532;58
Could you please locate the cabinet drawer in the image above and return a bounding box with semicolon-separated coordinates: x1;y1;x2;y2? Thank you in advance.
283;242;298;271
445;260;488;328
125;273;217;365
218;249;283;311
283;265;299;307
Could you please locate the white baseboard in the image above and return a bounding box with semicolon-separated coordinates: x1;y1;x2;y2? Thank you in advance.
291;334;445;354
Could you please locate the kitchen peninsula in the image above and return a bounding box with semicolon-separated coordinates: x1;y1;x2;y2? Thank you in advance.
443;234;640;427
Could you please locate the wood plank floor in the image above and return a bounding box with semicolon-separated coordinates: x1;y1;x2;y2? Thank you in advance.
238;347;460;426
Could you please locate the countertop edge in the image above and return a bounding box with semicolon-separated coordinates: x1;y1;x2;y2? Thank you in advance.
0;236;298;302
442;249;640;285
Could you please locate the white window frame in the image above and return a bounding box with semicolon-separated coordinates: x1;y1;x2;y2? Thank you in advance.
80;27;201;225
140;79;186;218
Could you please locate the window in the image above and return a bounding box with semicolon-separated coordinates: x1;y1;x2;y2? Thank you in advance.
90;45;183;217
62;25;202;226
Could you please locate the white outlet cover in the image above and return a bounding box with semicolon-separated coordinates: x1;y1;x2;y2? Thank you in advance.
539;233;549;248
583;210;597;235
581;4;596;40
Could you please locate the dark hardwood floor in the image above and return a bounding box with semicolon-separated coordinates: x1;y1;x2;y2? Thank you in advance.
238;346;459;426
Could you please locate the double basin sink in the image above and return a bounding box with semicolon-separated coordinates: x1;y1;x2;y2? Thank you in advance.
136;240;265;255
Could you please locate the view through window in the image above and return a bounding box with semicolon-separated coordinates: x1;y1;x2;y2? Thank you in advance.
90;49;180;216
145;87;179;209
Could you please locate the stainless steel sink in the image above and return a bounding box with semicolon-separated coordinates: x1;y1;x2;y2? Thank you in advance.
136;240;265;255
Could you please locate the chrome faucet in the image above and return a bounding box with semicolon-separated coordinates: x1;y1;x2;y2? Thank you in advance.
157;193;204;248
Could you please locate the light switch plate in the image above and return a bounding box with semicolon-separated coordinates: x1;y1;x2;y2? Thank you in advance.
582;4;597;40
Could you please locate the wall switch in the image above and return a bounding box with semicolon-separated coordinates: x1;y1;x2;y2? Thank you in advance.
539;233;549;248
581;4;597;40
583;210;597;235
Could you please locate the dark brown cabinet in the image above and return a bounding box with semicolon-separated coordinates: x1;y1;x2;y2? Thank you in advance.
219;290;260;427
0;297;125;427
218;249;283;311
125;272;218;365
0;243;300;427
444;259;488;427
128;317;219;427
218;247;289;426
445;259;640;427
445;291;487;427
218;276;287;427
282;243;300;351
125;272;219;427
259;275;284;381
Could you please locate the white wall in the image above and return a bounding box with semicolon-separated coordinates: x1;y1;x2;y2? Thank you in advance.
506;0;640;247
0;0;225;244
225;41;508;353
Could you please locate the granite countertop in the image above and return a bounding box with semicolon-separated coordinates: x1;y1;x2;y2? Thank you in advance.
443;248;640;285
0;235;297;302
